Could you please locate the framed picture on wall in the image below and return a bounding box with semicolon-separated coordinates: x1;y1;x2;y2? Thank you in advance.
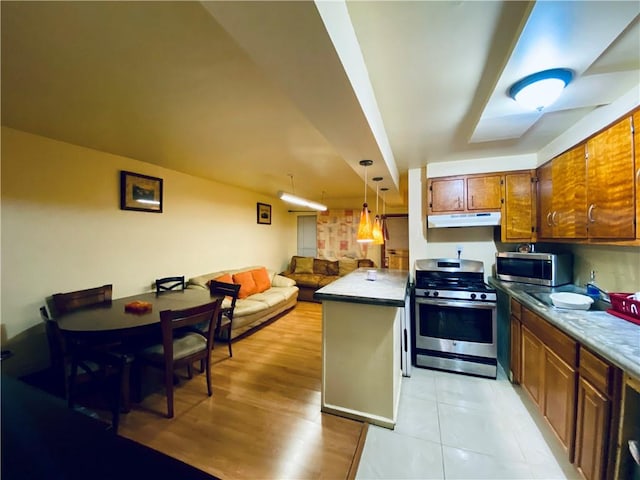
257;202;271;225
120;171;163;213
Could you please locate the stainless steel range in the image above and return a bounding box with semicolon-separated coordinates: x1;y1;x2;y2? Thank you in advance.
413;258;497;378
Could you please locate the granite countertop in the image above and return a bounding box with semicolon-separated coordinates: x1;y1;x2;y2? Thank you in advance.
314;268;409;307
489;277;640;379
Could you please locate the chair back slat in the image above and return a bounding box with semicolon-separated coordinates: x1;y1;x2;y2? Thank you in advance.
52;284;113;315
156;276;185;294
208;281;241;318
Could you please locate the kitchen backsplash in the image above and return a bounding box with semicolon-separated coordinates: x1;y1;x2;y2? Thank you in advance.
568;244;640;293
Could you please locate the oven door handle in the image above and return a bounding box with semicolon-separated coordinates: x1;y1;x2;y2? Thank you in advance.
415;297;496;310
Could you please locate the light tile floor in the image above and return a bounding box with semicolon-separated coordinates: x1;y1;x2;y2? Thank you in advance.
356;366;581;479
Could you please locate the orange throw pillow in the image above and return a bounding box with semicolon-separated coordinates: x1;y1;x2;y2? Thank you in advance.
213;273;233;285
251;267;271;293
232;271;258;299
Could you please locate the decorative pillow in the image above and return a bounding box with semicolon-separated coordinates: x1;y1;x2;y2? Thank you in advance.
251;267;272;293
338;258;358;276
326;261;339;276
294;257;314;274
313;258;330;275
232;271;258;299
289;256;305;273
213;273;233;285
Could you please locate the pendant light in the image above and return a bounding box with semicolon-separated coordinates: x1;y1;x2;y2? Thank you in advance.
356;160;374;243
372;177;384;245
381;187;389;241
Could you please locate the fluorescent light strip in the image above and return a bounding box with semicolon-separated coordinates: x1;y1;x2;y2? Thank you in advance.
278;191;327;211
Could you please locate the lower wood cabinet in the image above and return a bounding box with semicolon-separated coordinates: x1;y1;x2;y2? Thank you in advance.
575;376;610;480
510;298;623;480
521;320;577;456
521;325;544;408
543;347;576;456
575;346;622;480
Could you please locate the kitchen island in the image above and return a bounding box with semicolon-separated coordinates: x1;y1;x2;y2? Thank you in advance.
314;267;409;429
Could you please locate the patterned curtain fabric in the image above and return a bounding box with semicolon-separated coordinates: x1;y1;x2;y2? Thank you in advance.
317;209;370;260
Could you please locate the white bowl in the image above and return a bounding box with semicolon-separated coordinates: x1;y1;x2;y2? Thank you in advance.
549;292;594;310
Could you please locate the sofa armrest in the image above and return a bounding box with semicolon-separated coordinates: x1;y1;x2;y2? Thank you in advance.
272;275;296;287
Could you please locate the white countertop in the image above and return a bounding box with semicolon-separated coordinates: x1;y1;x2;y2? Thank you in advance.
490;277;640;379
314;268;409;307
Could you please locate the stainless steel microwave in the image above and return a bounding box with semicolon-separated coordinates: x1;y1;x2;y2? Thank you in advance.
495;252;572;286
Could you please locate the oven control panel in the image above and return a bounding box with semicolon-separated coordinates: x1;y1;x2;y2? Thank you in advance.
415;288;496;302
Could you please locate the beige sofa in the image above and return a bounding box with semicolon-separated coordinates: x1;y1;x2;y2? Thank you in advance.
187;266;298;339
281;256;375;302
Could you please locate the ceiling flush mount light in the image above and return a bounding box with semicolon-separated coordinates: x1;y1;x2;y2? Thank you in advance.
371;177;384;245
357;159;374;243
509;68;573;112
278;175;327;211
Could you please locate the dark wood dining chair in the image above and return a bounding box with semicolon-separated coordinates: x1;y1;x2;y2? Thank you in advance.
40;305;101;399
136;299;222;418
50;284;133;433
208;280;241;357
155;276;185;294
52;284;113;315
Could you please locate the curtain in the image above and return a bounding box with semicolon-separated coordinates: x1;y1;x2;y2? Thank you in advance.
316;209;370;260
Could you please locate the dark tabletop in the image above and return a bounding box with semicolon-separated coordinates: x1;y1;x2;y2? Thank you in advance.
56;289;217;335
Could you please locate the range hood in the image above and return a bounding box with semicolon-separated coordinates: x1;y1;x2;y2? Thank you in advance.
427;212;501;228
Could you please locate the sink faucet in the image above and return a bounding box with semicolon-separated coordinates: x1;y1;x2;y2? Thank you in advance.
586;270;610;303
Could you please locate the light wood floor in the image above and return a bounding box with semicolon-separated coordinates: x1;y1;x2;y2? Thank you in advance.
118;301;366;480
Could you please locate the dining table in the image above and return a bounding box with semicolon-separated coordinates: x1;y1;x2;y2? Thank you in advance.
55;287;222;412
56;288;219;338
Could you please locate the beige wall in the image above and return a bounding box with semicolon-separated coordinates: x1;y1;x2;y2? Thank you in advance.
568;244;640;293
1;127;297;374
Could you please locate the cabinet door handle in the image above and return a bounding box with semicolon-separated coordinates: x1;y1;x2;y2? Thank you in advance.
636;168;640;182
551;211;558;226
546;212;553;226
471;195;475;207
588;204;596;223
457;197;461;208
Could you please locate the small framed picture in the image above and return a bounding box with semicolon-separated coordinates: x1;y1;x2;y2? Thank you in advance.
257;202;271;225
120;171;163;213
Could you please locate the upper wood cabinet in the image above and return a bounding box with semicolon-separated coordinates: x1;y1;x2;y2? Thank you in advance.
537;145;588;240
501;171;535;242
634;111;640;240
467;175;502;210
537;160;553;239
428;174;501;214
429;177;464;212
586;116;635;239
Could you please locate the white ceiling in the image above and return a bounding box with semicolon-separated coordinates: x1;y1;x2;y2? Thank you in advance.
2;1;639;209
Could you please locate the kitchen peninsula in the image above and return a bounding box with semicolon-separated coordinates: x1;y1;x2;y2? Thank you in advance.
314;268;410;429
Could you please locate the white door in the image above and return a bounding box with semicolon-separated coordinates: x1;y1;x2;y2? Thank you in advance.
297;215;317;257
